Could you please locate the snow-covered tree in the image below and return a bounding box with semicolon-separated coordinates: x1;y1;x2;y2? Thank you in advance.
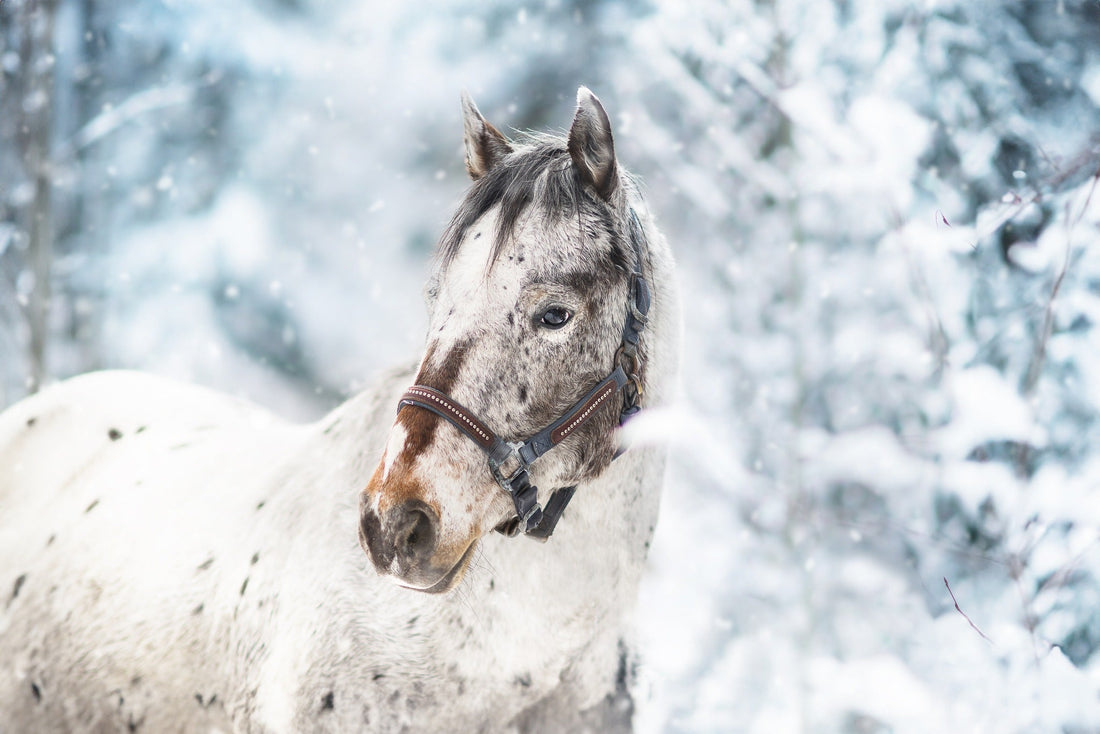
622;1;1100;730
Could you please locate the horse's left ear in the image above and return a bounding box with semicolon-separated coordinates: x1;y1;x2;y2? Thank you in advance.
462;91;512;180
568;87;618;201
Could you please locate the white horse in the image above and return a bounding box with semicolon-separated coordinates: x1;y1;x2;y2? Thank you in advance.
0;87;678;733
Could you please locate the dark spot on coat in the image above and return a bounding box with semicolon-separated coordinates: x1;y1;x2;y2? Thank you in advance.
108;428;122;441
515;673;531;688
372;672;385;681
127;713;143;732
9;573;27;604
240;577;249;596
407;615;419;628
136;426;147;434
256;500;266;511
250;552;260;565
46;534;55;547
489;579;495;591
85;499;100;513
192;603;204;615
321;691;335;711
26;417;36;427
507;312;514;326
616;639;633;692
30;681;41;702
194;692;216;708
518;385;528;403
197;558;214;571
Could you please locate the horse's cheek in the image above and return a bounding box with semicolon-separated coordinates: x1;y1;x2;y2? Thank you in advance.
416;441;501;540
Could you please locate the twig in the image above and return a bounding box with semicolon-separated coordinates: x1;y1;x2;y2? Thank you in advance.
1022;166;1100;396
944;577;993;644
898;210;950;372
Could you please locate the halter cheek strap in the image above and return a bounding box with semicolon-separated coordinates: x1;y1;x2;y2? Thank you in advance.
396;208;651;541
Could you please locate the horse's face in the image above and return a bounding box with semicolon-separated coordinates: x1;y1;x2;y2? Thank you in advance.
359;89;636;592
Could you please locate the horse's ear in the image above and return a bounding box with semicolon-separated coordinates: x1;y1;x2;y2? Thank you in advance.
567;87;617;201
461;91;512;180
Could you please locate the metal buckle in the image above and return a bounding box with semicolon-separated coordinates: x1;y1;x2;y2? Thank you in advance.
489;441;527;493
614;346;643;399
488;443;545;534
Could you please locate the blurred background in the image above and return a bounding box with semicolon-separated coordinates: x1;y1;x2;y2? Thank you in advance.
2;0;1100;731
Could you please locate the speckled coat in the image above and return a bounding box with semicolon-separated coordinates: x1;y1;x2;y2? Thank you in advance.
0;88;679;733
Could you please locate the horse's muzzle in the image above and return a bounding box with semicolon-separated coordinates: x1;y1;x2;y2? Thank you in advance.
358;498;465;592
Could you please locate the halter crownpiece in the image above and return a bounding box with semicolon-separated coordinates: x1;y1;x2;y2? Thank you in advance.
397;208;651;541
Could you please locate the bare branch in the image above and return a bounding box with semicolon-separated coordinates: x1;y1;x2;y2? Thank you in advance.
944;577;994;644
1022;165;1100;395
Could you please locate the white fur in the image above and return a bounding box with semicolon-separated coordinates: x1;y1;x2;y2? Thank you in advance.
381;423;407;484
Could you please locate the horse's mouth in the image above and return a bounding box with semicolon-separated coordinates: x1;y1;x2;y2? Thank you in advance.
403;542;476;595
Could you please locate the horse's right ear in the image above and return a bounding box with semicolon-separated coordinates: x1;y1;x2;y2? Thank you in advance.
461;91;512;180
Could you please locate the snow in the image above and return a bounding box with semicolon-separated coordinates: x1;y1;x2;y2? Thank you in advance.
3;0;1100;731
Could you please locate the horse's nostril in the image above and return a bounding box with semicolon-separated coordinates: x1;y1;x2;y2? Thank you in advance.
360;497;440;576
405;511;430;553
395;501;438;562
359;506;390;565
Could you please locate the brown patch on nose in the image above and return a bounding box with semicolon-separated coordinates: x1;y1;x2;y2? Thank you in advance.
397;338;473;458
363;456;436;519
419;338;473;391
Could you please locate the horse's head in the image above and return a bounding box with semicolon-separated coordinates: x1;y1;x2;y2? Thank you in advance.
358;88;649;593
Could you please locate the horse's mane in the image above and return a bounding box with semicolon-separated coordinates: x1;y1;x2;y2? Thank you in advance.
434;135;633;275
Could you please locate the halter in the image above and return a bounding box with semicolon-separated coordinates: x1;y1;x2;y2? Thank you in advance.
397;209;651;541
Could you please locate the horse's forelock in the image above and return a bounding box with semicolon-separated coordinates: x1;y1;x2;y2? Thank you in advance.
435;138;631;277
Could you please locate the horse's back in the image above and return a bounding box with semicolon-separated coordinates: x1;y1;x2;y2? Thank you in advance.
0;370;302;732
1;369;272;503
0;370;290;561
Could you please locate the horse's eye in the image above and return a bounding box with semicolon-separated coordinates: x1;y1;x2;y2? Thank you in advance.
540;307;572;329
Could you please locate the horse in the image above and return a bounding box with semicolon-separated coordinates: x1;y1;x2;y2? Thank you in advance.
0;87;679;733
